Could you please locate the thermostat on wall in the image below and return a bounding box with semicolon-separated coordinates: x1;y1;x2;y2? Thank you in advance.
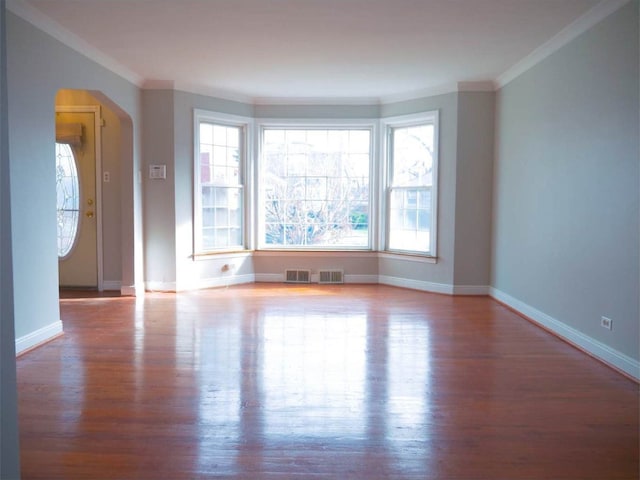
149;164;166;179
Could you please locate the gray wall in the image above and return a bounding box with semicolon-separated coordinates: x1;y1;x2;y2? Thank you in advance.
492;0;639;360
142;89;176;288
7;11;143;337
1;1;20;476
454;91;495;287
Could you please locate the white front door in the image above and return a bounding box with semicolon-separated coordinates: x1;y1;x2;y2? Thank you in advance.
56;109;99;288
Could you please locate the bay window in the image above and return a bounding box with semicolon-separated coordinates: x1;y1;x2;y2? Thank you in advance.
192;110;439;259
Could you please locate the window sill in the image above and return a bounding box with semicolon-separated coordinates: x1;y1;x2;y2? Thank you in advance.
192;250;253;261
378;252;438;264
254;249;375;258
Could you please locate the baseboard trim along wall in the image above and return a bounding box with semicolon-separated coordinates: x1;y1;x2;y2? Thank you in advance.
15;320;63;356
378;275;454;294
121;283;145;297
191;274;255;290
102;280;121;291
490;287;640;381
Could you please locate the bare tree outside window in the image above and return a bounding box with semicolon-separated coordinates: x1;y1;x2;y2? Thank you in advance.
261;129;371;248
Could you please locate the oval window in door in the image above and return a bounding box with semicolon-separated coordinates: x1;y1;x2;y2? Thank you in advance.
55;142;80;258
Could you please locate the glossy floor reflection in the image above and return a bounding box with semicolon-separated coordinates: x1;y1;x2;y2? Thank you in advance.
18;285;639;479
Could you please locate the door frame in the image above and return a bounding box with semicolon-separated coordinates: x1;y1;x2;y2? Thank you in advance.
56;105;104;291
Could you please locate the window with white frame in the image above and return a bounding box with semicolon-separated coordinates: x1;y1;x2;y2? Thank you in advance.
259;126;372;249
385;112;438;256
194;114;247;252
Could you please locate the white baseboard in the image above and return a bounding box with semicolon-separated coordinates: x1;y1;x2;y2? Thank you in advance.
490;287;640;381
148;275;257;292
145;281;177;292
191;274;255;290
16;320;63;355
102;280;121;291
121;283;145;296
379;275;454;294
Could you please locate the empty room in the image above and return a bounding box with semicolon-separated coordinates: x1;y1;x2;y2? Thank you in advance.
0;0;638;479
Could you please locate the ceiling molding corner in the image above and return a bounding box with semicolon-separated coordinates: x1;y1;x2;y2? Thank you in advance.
6;0;143;87
379;83;460;104
496;0;631;89
141;80;175;90
457;81;497;92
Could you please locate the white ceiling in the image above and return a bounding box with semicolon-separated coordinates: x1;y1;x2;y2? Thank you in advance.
16;0;605;103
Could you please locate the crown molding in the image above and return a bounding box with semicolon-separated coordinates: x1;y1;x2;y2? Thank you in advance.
141;80;175;91
496;0;631;88
457;81;497;92
379;83;459;104
6;0;143;87
252;95;381;106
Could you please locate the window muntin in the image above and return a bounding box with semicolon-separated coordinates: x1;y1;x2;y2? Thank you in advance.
195;120;245;252
56;142;80;258
259;127;371;249
386;116;438;255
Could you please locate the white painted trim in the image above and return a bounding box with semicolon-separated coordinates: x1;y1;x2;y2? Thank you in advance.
379;275;454;295
253;250;376;258
497;0;631;88
452;285;491;295
120;283;144;297
142;79;175;90
377;252;438;264
102;280;121;291
457;81;496;92
380;82;459;105
490;287;640;381
186;274;256;290
253;95;381;106
175;81;254;105
193;250;253;262
15;321;63;355
6;0;142;86
145;281;177;292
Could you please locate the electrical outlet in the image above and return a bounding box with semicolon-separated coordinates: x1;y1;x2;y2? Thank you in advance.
600;316;613;331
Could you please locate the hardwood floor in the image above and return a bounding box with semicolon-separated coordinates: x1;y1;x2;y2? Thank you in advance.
17;284;639;479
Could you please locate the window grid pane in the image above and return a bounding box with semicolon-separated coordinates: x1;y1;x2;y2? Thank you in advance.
262;128;371;248
197;121;244;251
388;121;435;254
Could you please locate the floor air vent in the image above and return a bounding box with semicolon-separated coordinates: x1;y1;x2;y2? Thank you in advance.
318;270;344;284
285;269;311;284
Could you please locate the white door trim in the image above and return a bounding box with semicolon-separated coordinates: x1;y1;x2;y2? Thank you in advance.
56;105;104;291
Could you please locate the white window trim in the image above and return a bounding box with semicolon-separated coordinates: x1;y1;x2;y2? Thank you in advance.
380;110;439;258
255;118;378;251
193;109;254;255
